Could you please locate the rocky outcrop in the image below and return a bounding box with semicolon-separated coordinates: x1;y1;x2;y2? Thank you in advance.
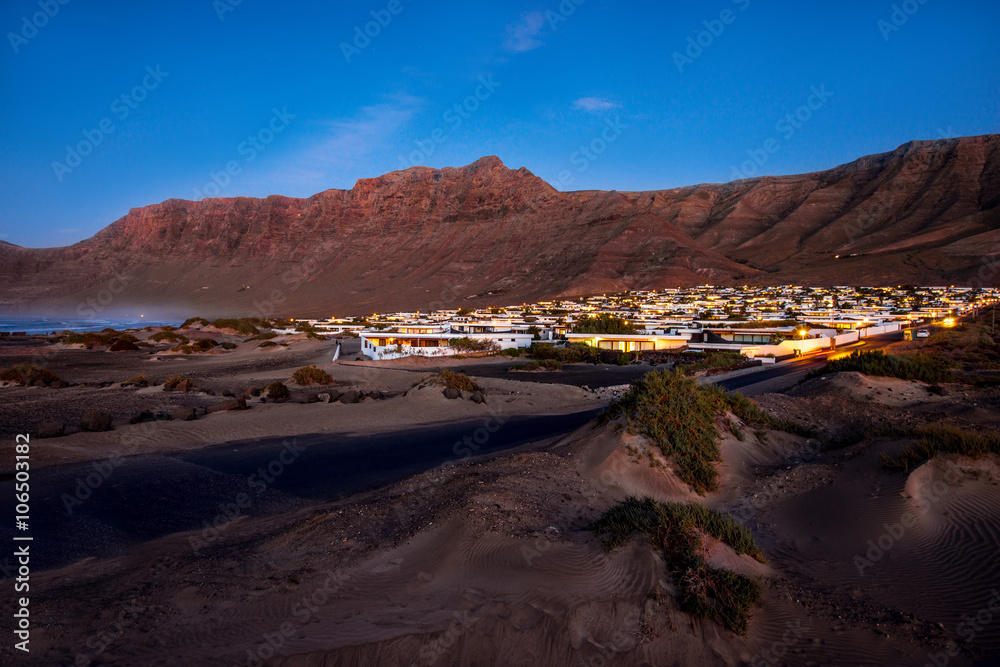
1;136;998;316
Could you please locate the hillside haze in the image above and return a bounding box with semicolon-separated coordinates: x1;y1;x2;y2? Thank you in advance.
2;134;998;318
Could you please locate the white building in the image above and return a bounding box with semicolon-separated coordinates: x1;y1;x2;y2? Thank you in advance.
360;326;534;361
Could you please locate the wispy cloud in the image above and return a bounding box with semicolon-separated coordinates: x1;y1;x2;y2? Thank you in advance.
503;12;546;53
573;97;621;113
264;92;422;189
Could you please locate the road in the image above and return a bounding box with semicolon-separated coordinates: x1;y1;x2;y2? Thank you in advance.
1;408;600;573
713;329;906;394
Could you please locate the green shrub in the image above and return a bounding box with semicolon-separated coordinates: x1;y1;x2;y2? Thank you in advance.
211;318;262;335
171;338;218;354
510;361;540;371
61;332;113;348
181;317;211;329
809;350;954;384
266;381;290;400
149;331;188;344
220;341;238;350
510;359;562;372
259;340;278;348
449;337;500;354
604;370;728;493
604;370;813;494
877;424;1000;471
246;331;278;342
432;370;481;393
0;365;62;385
571;314;638;334
292;365;333;385
498;347;524;358
591;497;764;634
164;376;194;390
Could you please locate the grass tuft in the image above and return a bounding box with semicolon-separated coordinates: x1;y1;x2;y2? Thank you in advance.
874;424;1000;471
292;365;333;385
808;349;954;384
431;370;482;393
1;365;62;385
266;381;290;400
591;496;764;634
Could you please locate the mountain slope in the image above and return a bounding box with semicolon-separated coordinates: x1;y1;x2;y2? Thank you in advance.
1;137;999;317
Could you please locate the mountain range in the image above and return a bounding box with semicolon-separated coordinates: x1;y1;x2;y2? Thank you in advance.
2;134;998;318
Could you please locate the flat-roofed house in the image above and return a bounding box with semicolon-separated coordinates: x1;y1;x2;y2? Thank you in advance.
564;332;690;352
360;325;533;360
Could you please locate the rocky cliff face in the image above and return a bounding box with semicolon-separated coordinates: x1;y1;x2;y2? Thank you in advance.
2;137;999;317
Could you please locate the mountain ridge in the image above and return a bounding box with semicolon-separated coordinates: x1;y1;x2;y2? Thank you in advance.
2;135;998;317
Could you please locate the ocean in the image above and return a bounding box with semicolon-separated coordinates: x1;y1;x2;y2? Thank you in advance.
0;317;177;335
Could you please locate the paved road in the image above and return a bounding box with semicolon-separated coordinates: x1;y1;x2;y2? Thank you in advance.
713;330;905;393
1;408;599;573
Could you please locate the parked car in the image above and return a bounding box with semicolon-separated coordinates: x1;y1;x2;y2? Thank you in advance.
916;329;930;338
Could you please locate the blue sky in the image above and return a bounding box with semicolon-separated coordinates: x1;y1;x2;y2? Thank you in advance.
1;0;998;248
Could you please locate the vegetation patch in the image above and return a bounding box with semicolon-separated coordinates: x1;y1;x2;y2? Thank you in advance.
60;330;135;348
529;342;631;366
1;365;62;386
266;381;291;400
430;370;482;393
591;496;764;634
171;338;219;354
164;376;194;391
448;337;501;354
220;341;238;350
571;314;638;334
259;341;278;348
509;359;562;372
211;318;263;335
809;349;955;384
875;424;1000;471
181;317;211;329
246;331;278;342
149;331;188;344
603;370;813;493
294;323;327;340
292;365;333;385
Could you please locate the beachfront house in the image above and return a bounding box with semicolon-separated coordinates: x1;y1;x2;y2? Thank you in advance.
360;324;533;361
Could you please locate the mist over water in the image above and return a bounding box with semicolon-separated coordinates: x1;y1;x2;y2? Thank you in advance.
0;315;177;334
